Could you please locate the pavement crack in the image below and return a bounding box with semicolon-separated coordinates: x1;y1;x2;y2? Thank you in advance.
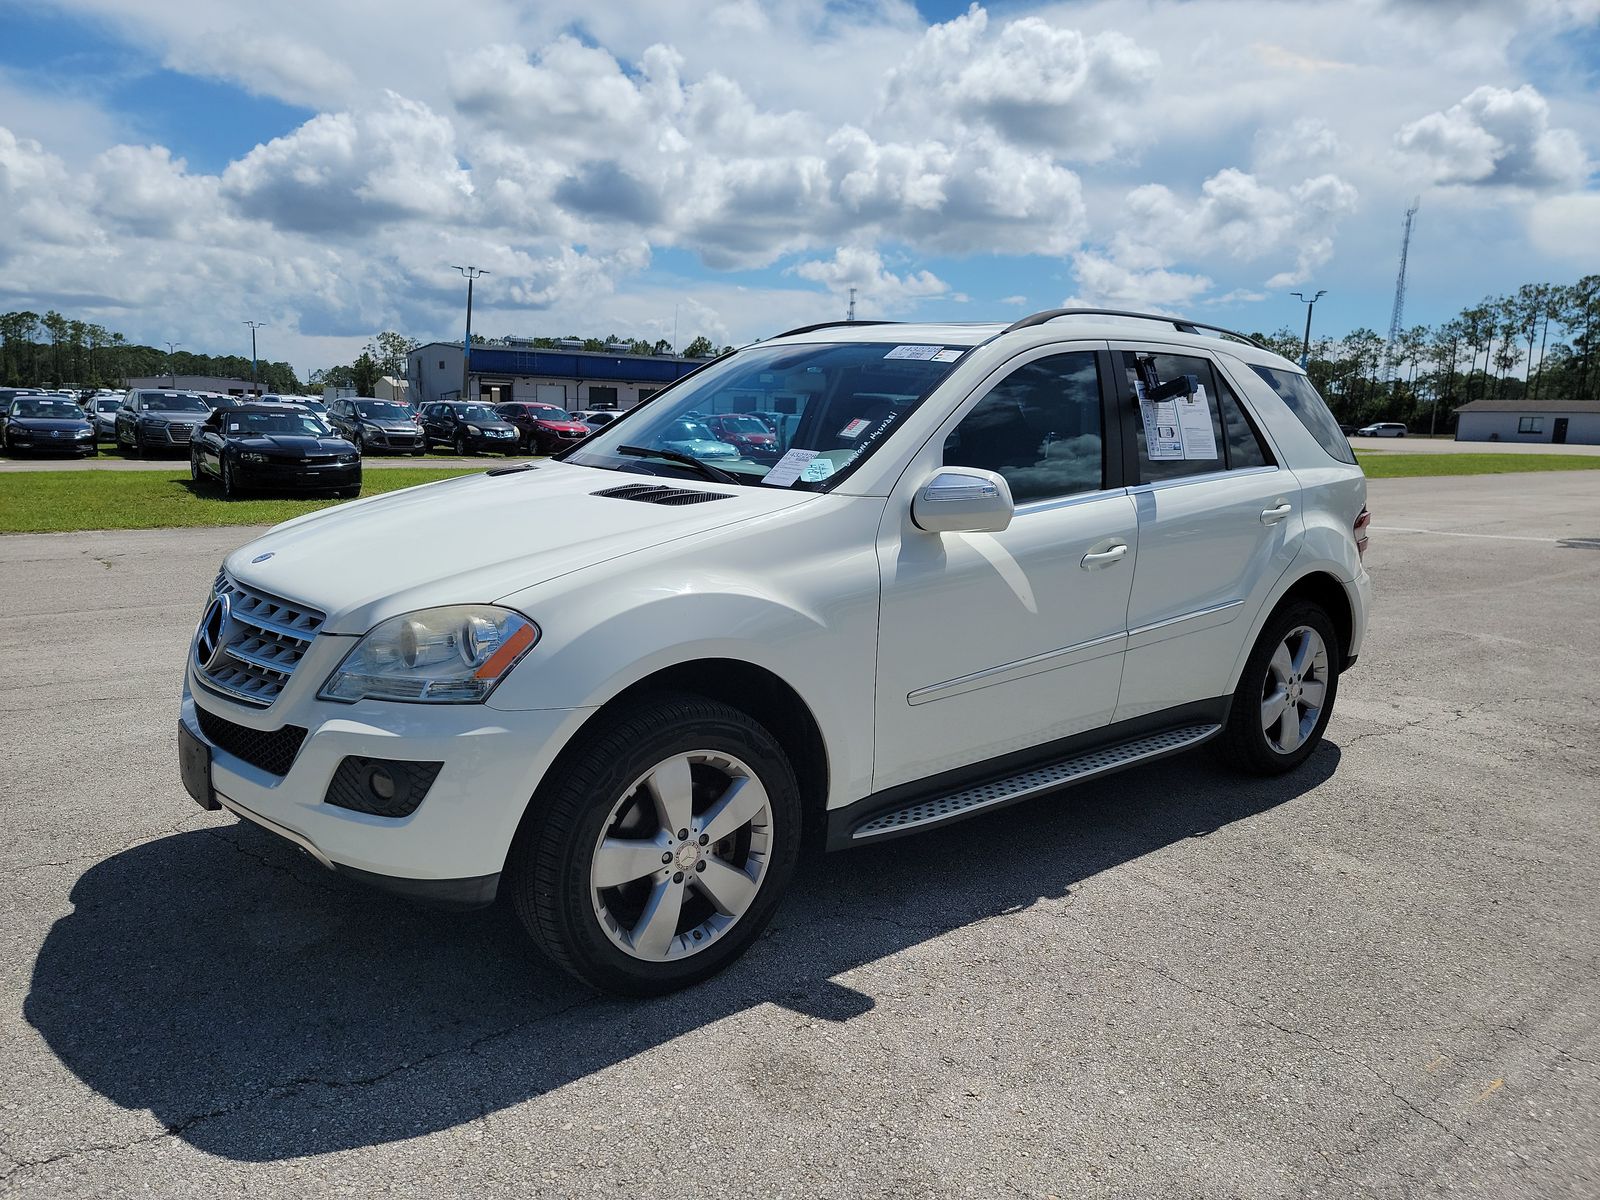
0;995;600;1183
1080;939;1469;1147
200;827;346;896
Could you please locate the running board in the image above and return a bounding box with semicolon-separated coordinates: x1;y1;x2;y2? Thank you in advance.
849;723;1222;842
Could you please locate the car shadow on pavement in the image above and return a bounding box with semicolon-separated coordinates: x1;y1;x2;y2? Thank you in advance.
25;744;1338;1162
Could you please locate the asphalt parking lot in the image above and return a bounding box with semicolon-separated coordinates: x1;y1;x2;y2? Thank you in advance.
2;472;1597;1198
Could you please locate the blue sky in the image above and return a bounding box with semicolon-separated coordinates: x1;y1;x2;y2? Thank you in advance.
1;0;1596;374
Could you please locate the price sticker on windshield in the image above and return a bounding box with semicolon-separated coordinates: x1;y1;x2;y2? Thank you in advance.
763;448;819;487
883;345;942;360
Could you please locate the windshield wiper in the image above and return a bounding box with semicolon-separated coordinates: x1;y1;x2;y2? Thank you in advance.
616;445;741;486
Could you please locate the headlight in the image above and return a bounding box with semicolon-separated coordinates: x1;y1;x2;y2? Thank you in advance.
319;606;538;704
467;425;483;435
140;418;167;427
76;429;92;437
338;452;358;464
362;422;381;433
241;452;269;463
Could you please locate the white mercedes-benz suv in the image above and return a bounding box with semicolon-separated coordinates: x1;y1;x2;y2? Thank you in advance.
178;309;1372;995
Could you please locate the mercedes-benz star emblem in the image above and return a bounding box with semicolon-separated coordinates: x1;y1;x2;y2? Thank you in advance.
195;593;233;672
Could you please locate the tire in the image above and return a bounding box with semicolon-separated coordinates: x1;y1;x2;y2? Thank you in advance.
221;458;238;499
190;453;202;481
352;431;365;454
1216;600;1340;776
411;447;426;457
505;692;802;996
455;433;474;457
127;432;142;458
337;486;360;499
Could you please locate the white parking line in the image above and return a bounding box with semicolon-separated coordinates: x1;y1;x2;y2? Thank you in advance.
1372;524;1560;544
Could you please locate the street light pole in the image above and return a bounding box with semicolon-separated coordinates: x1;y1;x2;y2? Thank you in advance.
243;321;266;395
1291;290;1327;369
451;266;489;401
164;341;182;388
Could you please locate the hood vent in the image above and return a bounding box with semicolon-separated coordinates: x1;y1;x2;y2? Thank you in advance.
593;483;733;506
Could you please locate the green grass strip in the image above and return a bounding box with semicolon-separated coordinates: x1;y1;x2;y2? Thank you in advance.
0;468;482;533
1356;453;1600;479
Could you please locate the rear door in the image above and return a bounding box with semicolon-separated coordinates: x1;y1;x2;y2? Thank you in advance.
1109;344;1300;722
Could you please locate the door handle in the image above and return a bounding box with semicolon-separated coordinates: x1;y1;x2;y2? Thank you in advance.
1081;544;1129;569
1260;502;1293;525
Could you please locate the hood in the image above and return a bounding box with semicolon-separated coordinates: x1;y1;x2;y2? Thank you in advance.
536;419;589;433
361;420;419;432
9;416;90;431
225;460;816;634
232;434;353;456
461;418;516;431
142;409;209;423
727;431;775;444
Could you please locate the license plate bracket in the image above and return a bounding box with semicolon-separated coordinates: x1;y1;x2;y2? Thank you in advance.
178;720;220;810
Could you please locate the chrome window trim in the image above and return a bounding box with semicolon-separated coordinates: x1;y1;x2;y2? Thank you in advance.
1126;464;1281;495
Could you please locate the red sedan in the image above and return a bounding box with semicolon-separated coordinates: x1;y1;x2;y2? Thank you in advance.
496;403;593;454
704;412;780;463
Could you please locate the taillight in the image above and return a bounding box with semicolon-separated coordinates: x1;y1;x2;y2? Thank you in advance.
1353;506;1371;559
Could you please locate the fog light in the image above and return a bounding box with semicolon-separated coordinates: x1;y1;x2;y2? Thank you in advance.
369;767;396;801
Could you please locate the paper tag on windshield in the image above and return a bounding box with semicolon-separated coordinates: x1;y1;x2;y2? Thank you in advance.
932;348;963;362
1176;386;1219;460
884;345;941;360
839;418;871;439
764;448;819;487
801;457;836;481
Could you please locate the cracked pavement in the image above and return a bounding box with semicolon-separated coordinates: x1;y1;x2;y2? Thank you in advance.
2;473;1598;1197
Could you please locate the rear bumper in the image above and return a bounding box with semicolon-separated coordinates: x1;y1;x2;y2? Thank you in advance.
1344;567;1373;669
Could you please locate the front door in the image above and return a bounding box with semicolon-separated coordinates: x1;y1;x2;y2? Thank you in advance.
1109;346;1302;722
873;346;1137;792
1554;417;1568;444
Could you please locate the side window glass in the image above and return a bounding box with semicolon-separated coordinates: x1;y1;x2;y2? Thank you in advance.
944;351;1103;504
1216;377;1272;468
1122;352;1226;483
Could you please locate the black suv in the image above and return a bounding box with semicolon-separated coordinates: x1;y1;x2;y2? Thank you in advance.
418;402;520;456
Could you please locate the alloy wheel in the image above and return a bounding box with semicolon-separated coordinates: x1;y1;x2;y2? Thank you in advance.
589;751;773;962
1260;625;1329;754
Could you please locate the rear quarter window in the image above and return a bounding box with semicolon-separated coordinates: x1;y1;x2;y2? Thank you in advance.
1249;365;1355;465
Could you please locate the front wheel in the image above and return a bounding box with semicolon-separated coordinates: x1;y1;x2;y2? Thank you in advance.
190;453;202;481
1216;601;1340;775
506;693;802;996
220;458;238;498
455;433;474;457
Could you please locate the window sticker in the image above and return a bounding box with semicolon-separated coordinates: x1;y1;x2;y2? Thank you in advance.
839;418;872;439
884;345;942;360
763;448;819;487
1134;381;1184;461
1175;386;1219;461
931;348;963;362
801;457;837;482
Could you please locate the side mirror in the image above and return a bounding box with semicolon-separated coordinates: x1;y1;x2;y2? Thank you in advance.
911;467;1014;534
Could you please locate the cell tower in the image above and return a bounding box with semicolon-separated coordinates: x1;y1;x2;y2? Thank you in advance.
1383;198;1420;384
847;286;857;322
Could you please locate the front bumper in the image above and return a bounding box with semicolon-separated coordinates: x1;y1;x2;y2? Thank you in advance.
468;431;520;451
234;459;360;491
8;430;95;453
180;667;588;899
362;428;425;452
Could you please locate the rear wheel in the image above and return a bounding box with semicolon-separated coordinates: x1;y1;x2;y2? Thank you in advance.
506;693;801;996
1216;601;1339;775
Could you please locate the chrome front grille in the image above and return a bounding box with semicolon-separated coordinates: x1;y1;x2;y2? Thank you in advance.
197;571;326;707
166;424;193;444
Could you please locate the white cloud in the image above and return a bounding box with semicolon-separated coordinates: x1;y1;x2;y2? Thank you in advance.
792;246;953;314
1065;253;1214;311
1395;84;1589;189
879;5;1156;160
1528;192;1600;261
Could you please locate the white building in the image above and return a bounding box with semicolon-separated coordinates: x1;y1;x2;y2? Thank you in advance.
1454;399;1600;445
407;341;707;411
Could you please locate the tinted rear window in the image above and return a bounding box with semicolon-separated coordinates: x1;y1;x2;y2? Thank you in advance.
1249;366;1355;465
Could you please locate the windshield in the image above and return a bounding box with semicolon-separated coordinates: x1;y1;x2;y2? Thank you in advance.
456;405;500;423
140;393;211;413
12;398;83;418
531;406;574;421
357;401;413;419
93;399;122;412
225;412;333;436
566;341;963;488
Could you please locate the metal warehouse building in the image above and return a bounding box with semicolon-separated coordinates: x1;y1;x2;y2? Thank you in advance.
407;342;706;411
1454;399;1600;445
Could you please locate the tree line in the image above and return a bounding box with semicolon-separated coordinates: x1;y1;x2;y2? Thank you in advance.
1251;275;1599;432
0;310;301;394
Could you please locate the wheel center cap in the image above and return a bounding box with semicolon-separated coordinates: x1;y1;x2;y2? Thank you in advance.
674;843;701;871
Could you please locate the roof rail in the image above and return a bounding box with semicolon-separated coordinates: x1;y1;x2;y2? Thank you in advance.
770;319;900;340
1002;307;1265;349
